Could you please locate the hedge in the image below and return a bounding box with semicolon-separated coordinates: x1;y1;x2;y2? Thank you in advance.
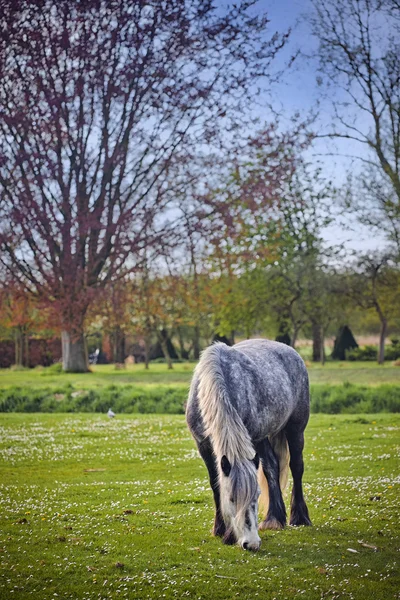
0;384;187;415
310;383;400;413
347;340;400;361
0;382;399;414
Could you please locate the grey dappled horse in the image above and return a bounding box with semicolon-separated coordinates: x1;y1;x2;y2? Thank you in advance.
186;339;312;551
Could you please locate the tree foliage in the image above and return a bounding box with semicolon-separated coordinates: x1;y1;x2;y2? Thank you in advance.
0;0;287;370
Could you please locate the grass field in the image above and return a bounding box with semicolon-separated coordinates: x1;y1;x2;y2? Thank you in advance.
0;412;399;599
1;360;400;389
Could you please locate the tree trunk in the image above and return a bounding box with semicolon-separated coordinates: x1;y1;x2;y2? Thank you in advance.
291;325;300;350
378;317;387;364
158;332;173;370
61;330;89;372
144;333;150;370
192;325;200;360
24;332;29;368
112;326;125;368
14;327;29;367
320;326;325;365
14;329;22;367
177;326;186;360
312;322;323;363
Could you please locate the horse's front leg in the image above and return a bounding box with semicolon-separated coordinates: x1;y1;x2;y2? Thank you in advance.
197;439;226;537
285;425;312;527
255;438;287;530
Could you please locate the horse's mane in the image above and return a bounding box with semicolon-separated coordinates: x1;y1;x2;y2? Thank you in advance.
195;343;255;464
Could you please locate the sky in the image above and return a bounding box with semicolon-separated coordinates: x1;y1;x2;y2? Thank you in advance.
224;0;389;256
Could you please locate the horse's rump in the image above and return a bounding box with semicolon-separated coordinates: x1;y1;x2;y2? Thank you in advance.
188;339;309;449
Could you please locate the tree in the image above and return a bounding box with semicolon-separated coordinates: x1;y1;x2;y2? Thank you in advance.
0;285;34;367
296;264;339;364
0;0;288;371
201;123;310;340
265;162;336;355
345;253;400;363
309;0;400;252
206;269;264;342
0;283;53;367
204;123;337;356
176;195;214;359
132;270;183;369
90;280;133;367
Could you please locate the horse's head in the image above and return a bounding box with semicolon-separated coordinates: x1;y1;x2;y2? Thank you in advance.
219;454;261;551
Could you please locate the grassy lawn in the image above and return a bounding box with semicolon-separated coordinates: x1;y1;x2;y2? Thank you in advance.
305;362;400;385
0;412;399;599
0;360;400;389
0;363;194;389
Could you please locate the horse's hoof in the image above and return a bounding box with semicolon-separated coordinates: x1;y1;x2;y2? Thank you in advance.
289;511;312;527
289;517;312;527
259;518;284;531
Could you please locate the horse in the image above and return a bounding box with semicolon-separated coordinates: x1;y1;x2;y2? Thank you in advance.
186;339;312;551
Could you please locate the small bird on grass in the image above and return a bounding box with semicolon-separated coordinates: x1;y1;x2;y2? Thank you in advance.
107;408;115;418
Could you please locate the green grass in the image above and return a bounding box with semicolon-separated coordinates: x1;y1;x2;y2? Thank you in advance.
306;362;400;385
0;363;195;389
1;360;400;389
0;413;399;599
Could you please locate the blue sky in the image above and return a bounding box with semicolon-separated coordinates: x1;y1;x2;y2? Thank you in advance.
221;0;389;255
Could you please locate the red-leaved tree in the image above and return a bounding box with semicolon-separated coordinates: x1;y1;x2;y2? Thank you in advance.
0;0;288;371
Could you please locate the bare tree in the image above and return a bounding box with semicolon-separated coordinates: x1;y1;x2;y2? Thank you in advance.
310;0;400;251
0;0;288;371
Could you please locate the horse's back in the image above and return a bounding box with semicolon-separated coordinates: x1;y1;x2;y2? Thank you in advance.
221;339;309;438
186;339;310;444
233;339;309;402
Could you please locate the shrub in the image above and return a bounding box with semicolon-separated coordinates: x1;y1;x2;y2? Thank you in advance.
40;362;63;375
346;345;378;361
0;384;188;414
385;344;400;361
151;358;189;364
347;343;400;361
310;383;400;413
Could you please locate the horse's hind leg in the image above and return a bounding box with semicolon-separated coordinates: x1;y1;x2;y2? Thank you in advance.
285;424;312;526
197;439;226;537
255;437;286;530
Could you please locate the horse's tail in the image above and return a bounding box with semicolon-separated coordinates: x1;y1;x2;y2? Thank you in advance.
258;431;290;516
195;343;255;463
